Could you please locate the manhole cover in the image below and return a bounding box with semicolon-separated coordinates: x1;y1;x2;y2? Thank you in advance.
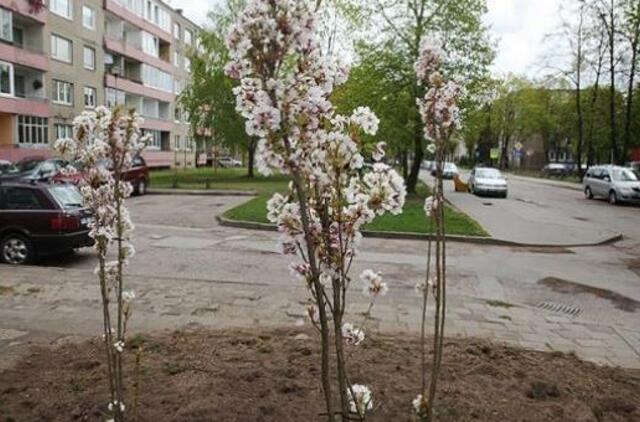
536;301;582;317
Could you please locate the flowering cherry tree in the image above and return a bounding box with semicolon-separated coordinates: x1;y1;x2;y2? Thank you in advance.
412;40;462;422
225;1;406;420
55;106;146;422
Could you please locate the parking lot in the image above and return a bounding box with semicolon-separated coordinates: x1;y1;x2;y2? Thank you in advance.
2;192;640;369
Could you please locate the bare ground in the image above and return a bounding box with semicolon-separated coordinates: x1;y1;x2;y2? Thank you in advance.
1;327;639;421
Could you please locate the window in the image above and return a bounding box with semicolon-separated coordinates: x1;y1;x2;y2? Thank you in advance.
174;107;182;122
184;57;191;72
184;29;193;46
83;46;95;70
2;187;43;210
0;7;12;42
174;134;181;150
142;32;159;57
105;88;125;107
173;22;180;39
0;61;13;96
54;124;73;140
17;116;48;145
82;6;96;30
142;129;161;149
141;64;172;92
84;87;96;108
143;0;170;32
50;0;72;19
51;35;72;63
53;80;73;105
173;51;180;67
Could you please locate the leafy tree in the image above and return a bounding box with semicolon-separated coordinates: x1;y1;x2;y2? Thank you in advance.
180;1;257;175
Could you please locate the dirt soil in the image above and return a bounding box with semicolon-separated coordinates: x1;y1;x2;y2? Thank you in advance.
1;327;639;422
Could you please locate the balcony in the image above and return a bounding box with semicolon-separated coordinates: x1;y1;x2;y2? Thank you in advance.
0;0;47;25
0;65;48;117
104;36;173;73
105;73;174;103
105;0;171;43
0;11;47;71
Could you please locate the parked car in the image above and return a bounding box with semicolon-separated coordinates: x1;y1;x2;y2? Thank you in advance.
1;157;67;182
583;165;640;204
542;163;571;177
431;162;459;179
216;157;242;168
0;182;94;265
0;160;17;175
53;156;150;196
468;167;508;198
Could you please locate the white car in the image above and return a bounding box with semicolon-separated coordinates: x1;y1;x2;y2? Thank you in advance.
468;167;508;198
583;165;640;204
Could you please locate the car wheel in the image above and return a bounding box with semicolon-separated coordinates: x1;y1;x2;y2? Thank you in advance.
585;186;593;199
608;190;618;205
1;234;34;265
136;179;147;196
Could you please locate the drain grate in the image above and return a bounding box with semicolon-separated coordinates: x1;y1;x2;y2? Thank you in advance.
536;301;582;317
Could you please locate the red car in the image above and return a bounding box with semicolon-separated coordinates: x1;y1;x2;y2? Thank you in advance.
0;182;94;265
53;156;150;195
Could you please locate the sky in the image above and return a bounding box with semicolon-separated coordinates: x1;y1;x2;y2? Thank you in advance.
170;0;564;77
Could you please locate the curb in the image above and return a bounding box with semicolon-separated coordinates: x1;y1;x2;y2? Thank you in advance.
148;188;257;196
216;215;623;248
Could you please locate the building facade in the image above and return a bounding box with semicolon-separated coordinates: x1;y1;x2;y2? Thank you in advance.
0;0;199;168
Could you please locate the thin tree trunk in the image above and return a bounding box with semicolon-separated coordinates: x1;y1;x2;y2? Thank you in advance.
247;138;256;178
608;0;619;164
623;31;639;163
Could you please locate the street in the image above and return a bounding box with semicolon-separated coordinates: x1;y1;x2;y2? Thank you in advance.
1;176;639;370
422;171;639;245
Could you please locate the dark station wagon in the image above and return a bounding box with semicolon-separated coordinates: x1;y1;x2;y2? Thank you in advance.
0;182;94;265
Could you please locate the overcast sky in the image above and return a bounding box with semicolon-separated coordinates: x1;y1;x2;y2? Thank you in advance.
171;0;563;77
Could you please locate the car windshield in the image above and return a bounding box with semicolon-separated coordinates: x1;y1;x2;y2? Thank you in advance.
612;169;639;182
444;163;457;171
15;159;44;172
476;169;502;179
48;185;85;208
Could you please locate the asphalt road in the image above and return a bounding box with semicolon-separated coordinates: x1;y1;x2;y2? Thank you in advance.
421;171;640;245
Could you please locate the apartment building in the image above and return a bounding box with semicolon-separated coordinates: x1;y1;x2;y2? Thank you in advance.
0;0;200;168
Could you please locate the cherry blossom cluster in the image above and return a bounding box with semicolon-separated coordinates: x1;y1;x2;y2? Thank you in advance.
55;106;146;422
227;0;405;418
415;39;462;145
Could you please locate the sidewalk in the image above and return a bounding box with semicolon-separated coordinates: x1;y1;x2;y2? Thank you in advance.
1;266;638;370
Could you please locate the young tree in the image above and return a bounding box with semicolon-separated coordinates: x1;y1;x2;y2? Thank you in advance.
225;1;406;420
55;107;146;422
412;39;461;422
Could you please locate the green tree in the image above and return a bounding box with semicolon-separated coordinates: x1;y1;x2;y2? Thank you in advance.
180;1;256;175
360;0;494;193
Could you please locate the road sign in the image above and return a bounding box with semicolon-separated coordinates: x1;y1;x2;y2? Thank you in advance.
490;148;500;160
514;142;523;151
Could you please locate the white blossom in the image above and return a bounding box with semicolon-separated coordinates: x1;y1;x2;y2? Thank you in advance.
347;384;373;415
350;106;380;136
342;323;365;346
360;269;388;297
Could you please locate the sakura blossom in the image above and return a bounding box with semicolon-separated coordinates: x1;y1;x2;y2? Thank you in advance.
54;106;146;422
347;384;374;415
414;36;461;421
226;1;405;418
372;141;387;162
350;106;380;136
360;269;388;297
342;323;365;346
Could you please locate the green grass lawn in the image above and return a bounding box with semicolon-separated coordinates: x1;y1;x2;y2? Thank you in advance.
151;167;289;194
153;167;488;237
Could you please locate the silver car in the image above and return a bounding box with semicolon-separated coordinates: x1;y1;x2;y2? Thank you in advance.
468;167;508;198
583;165;640;204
